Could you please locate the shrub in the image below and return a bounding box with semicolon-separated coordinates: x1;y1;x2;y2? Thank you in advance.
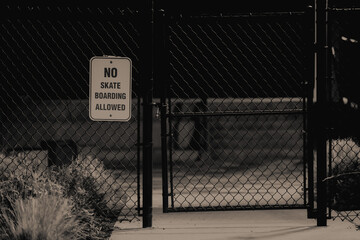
49;164;106;239
0;169;64;218
0;151;48;176
0;152;127;240
330;138;360;211
50;155;127;239
0;170;75;239
1;195;85;240
70;155;127;212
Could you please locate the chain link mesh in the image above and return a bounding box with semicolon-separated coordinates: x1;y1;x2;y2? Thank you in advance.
165;13;308;211
0;4;142;222
329;139;360;226
327;6;360;227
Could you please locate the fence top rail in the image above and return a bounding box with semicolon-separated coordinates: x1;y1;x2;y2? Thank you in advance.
166;11;308;23
169;108;304;118
0;0;140;7
171;11;306;18
329;7;360;12
169;97;303;104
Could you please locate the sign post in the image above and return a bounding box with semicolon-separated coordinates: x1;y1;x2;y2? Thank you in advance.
89;56;132;121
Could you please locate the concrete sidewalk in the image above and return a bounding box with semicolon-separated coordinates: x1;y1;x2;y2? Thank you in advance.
110;208;358;240
110;172;359;240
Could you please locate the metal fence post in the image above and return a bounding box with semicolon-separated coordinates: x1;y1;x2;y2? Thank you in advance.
305;4;316;219
143;0;154;228
315;0;328;227
155;8;170;213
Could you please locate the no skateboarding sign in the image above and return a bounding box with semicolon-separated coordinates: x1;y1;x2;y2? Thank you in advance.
89;56;132;121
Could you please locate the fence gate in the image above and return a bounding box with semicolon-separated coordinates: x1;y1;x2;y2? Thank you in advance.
160;10;313;212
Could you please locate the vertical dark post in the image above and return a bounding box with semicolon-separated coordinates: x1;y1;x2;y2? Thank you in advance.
305;4;316;219
315;0;328;227
168;98;175;210
143;0;154;228
137;88;142;217
161;100;169;213
155;2;170;213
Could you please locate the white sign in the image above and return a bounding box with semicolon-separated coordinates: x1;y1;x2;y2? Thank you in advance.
89;56;132;121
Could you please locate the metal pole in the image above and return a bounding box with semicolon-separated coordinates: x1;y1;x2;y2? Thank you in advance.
305;4;316;219
315;0;328;227
161;102;169;213
156;7;170;213
143;0;154;228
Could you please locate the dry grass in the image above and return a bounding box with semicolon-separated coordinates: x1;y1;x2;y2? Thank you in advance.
0;151;129;239
1;194;85;240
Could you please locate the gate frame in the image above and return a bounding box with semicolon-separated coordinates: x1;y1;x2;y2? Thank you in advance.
158;9;315;214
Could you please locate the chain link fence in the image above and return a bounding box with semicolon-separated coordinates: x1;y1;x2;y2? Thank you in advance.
162;12;311;211
327;5;360;228
6;0;360;232
0;2;143;224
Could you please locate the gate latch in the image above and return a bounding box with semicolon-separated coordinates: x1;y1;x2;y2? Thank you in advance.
155;105;161;119
153;102;167;120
